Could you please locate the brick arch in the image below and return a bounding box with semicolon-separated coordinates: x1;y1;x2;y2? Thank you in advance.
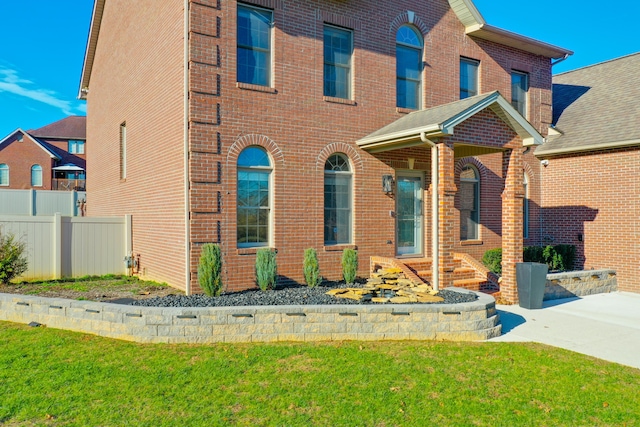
522;161;536;183
390;12;430;39
227;134;284;167
454;157;488;182
315;142;364;172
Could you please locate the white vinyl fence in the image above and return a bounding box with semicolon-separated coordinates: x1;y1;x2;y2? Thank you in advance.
0;189;86;216
0;214;131;280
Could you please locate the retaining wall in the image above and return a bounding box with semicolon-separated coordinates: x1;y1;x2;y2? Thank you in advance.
0;288;501;343
545;269;617;300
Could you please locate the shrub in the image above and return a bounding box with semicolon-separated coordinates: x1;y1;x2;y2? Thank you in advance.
303;248;322;288
482;248;502;275
341;249;358;284
256;248;277;291
482;244;576;275
197;243;223;297
0;230;28;285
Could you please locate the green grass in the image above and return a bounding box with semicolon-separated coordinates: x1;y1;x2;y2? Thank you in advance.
1;322;639;426
3;275;171;297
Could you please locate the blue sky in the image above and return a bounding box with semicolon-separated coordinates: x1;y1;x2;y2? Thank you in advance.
0;1;638;138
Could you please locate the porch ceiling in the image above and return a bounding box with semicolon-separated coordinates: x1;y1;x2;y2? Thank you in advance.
357;91;543;153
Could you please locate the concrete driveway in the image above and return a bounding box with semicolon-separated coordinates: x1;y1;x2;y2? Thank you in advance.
489;292;640;370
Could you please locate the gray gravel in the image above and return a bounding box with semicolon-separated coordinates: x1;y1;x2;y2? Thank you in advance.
131;282;477;308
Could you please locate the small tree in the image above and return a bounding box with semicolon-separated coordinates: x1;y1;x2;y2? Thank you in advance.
303;248;322;288
0;230;28;285
256;248;277;291
341;249;358;284
197;243;223;297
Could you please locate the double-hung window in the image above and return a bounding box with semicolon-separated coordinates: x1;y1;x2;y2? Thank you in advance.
323;25;353;99
237;4;273;86
237;146;272;247
324;154;352;245
396;25;423;109
511;71;529;116
460;58;479;99
0;164;8;186
31;165;43;187
460;164;480;240
68;140;85;154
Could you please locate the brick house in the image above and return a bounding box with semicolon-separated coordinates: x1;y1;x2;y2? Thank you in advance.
536;52;640;294
79;0;572;301
0;116;87;191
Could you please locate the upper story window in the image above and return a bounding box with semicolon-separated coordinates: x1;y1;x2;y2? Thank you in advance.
511;71;529;117
460;58;479;99
396;25;423;110
0;164;8;186
460;164;480;240
31;165;43;187
237;4;273;87
324;25;353;99
324;153;352;245
237;146;272;248
68;140;85;154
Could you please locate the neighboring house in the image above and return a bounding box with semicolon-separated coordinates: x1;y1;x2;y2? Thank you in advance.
79;0;572;301
0;116;87;191
536;52;640;294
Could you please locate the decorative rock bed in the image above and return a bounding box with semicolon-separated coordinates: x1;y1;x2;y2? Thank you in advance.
0;287;501;343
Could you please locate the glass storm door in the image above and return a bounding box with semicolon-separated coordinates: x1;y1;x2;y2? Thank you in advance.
396;173;423;256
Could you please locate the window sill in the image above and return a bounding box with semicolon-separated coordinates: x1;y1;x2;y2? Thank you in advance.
323;96;356;106
323;244;357;252
237;247;274;255
396;107;417;114
460;240;483;246
236;82;277;94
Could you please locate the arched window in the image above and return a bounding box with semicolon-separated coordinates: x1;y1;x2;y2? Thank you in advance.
0;164;8;186
237;146;272;247
396;25;423;109
31;165;43;187
324;153;352;245
523;172;530;238
460;164;479;240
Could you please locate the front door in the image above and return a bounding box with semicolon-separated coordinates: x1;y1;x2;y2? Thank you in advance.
396;172;423;256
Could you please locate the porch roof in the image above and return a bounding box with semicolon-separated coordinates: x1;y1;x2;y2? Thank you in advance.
356;91;544;153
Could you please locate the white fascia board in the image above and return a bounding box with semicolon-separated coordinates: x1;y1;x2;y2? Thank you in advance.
356;123;444;147
26;133;62;159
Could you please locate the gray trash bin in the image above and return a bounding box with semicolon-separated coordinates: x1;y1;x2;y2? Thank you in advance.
516;262;548;309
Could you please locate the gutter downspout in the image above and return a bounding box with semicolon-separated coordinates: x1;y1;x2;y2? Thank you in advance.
420;132;439;291
183;0;191;295
551;53;570;67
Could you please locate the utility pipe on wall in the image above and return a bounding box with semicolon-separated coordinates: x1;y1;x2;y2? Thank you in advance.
420;132;439;291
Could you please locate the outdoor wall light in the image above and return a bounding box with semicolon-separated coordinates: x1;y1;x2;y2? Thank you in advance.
382;174;395;195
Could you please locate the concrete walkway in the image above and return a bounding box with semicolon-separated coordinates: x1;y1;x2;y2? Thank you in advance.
489;292;640;370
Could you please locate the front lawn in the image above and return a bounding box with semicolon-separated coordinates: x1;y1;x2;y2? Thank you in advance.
1;322;638;426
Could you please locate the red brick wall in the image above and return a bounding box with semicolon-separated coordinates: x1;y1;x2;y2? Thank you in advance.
186;0;552;291
540;148;640;293
86;0;187;289
0;133;55;189
85;0;552;292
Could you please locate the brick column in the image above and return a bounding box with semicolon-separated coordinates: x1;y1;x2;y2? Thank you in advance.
501;148;524;303
438;141;457;289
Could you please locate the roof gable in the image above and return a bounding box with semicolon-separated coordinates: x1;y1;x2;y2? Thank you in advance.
357;91;543;152
0;129;62;160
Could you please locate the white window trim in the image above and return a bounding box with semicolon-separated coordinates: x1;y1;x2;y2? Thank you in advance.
237;147;274;248
237;3;274;87
324;154;353;245
0;164;9;186
460;164;480;241
323;24;354;100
